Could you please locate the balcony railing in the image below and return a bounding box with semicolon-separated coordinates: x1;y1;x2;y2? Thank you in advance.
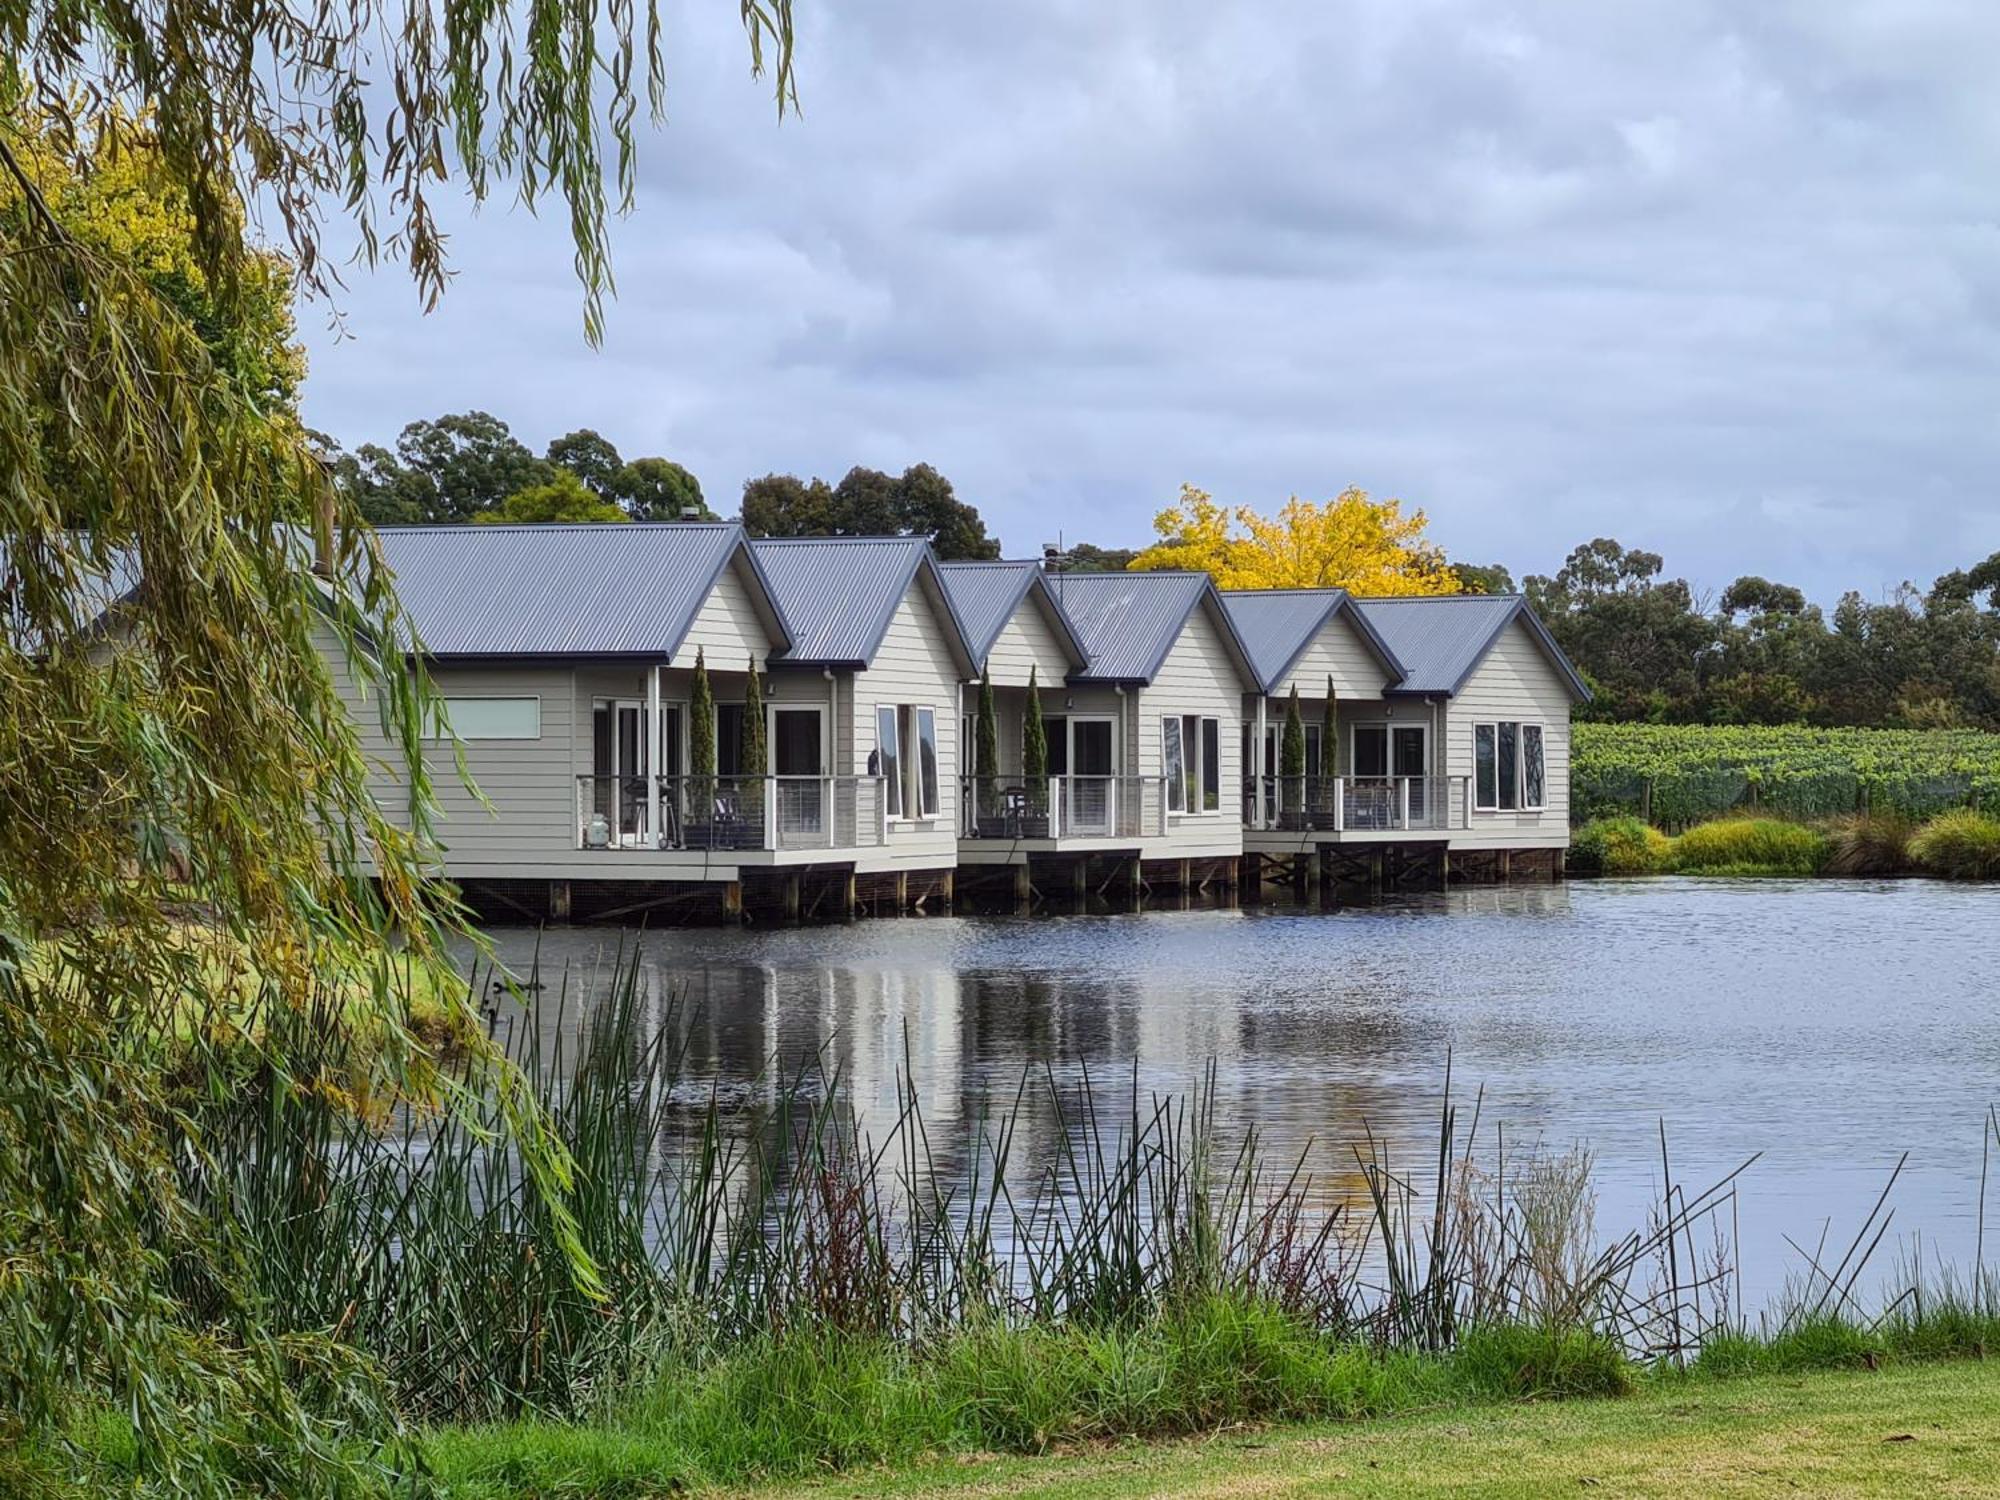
576;774;890;852
956;775;1170;841
1242;775;1470;833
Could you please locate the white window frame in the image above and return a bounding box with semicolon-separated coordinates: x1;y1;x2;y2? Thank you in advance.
1165;714;1222;817
1520;722;1546;811
1162;717;1187;813
876;705;903;819
1472;720;1545;813
436;695;541;740
913;706;940;820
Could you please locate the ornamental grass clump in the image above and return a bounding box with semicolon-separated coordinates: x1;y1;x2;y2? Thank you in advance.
1819;812;1916;876
1908;809;2000;879
1670;818;1827;877
1568;817;1674;875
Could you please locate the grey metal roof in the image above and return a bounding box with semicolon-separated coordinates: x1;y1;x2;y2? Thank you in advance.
937;560;1088;672
1218;588;1408;695
750;535;978;671
375;523;767;658
1042;570;1257;685
1349;595;1590;700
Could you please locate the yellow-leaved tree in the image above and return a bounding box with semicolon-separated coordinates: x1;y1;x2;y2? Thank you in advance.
1131;484;1464;595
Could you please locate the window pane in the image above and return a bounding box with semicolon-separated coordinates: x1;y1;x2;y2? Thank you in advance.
1498;721;1519;810
916;708;939;818
442;696;540;739
1304;724;1322;779
1044;716;1068;777
876;706;902;817
1353;724;1388;778
1522;724;1545;809
1474;724;1497;809
716;704;746;776
1201;718;1220;810
1162;719;1186;811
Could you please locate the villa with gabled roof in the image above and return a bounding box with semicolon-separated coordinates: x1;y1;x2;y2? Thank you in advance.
50;523;1586;920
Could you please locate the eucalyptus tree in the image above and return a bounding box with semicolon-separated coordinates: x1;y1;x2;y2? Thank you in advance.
0;1;794;1490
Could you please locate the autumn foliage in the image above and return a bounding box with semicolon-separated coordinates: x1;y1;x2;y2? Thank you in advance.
1132;484;1463;595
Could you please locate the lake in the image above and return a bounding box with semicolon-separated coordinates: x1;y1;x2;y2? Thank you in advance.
478;878;1998;1310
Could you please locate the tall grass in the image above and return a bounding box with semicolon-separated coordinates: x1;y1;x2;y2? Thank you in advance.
1820;811;1915;876
1908;808;2000;879
155;960;1765;1430
1671;818;1828;876
1568;816;1675;875
69;958;1996;1493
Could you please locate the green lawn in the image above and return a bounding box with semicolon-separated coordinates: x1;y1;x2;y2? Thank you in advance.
730;1361;2000;1500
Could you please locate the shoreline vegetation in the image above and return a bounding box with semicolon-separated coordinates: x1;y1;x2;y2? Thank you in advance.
1569;810;2000;879
22;959;2000;1496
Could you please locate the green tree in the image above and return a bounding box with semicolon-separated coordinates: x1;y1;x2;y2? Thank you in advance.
615;456;713;520
477;470;630;525
0;0;795;1485
1062;541;1139;573
1319;676;1338;805
975;670;999;819
740;464;1001;558
692;652;716;788
547;428;625;497
742;652;767;827
394;411;552;521
1023;665;1048;814
1281;685;1306;816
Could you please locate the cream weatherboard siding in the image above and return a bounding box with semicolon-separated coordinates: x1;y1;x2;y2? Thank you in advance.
1133;603;1248;857
1443;617;1574;848
677;556;781;668
853;582;965;867
983;594;1075;688
1267;615;1397;701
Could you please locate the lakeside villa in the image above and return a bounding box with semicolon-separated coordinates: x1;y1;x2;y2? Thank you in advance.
342;524;1589;923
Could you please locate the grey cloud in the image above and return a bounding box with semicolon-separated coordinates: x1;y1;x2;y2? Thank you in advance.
300;0;2000;602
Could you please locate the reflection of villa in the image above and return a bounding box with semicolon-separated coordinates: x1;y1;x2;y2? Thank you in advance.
338;524;1589;921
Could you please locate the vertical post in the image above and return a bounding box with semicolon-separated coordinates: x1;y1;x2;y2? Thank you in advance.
1333;776;1345;832
647;664;662;848
1399;777;1411;830
1462;776;1472;828
1252;696;1268;828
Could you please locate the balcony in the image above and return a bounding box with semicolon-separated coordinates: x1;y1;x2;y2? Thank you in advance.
957;775;1172;842
1243;775;1470;835
576;774;891;853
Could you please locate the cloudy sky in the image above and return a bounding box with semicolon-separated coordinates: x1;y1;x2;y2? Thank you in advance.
299;0;2000;604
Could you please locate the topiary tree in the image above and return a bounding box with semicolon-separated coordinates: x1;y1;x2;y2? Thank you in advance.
742;653;766;835
976;669;999;821
1281;684;1306;817
690;648;716;831
1316;675;1339;813
1023;665;1048;815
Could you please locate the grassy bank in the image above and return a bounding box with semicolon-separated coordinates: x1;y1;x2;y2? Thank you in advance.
1570;809;2000;878
415;1299;2000;1497
727;1359;2000;1499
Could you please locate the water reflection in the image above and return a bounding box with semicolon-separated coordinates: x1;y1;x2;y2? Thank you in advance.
473;879;2000;1307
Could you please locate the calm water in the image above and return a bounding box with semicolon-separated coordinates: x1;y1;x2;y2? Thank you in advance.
477;879;1999;1308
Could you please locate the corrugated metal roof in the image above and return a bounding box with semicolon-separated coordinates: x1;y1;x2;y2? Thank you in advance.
1220;588;1408;694
375;523;753;657
1349;594;1587;699
1042;571;1217;683
937;561;1037;664
1349;595;1519;695
937;560;1089;672
750;535;941;666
